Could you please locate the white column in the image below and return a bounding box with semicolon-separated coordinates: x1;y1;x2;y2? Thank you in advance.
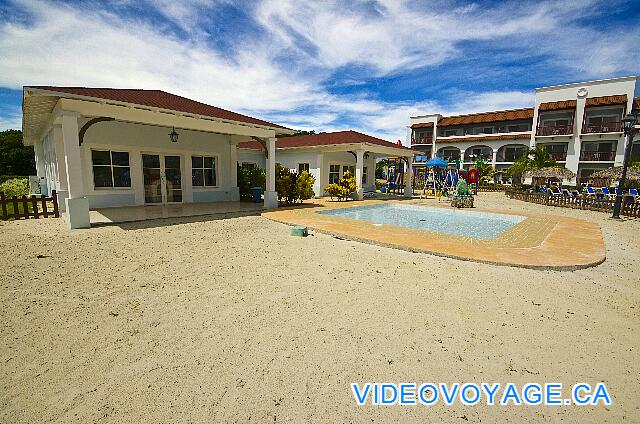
60;111;90;229
264;137;278;208
53;124;69;204
404;154;414;197
355;149;365;200
229;141;239;201
314;152;324;197
565;95;586;184
492;148;498;167
130;149;145;205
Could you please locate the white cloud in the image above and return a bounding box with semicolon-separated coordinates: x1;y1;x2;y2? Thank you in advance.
0;0;637;140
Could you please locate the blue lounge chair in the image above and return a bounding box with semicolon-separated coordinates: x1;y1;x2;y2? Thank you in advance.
601;187;615;199
630;188;639;196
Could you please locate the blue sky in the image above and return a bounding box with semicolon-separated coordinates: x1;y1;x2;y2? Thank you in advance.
1;0;639;141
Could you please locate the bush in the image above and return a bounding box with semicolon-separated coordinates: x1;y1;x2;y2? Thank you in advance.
275;164;315;205
0;178;30;198
237;164;266;201
324;171;357;201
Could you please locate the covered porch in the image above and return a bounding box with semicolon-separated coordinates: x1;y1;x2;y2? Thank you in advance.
22;86;293;229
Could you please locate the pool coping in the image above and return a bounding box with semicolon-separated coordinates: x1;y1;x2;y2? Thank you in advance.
262;199;606;271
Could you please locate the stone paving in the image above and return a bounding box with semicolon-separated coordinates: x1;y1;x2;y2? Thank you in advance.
262;198;605;270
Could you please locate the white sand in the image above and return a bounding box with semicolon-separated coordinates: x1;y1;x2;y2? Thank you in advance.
1;192;638;423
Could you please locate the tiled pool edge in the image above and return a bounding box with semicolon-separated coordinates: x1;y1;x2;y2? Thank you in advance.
262;200;606;271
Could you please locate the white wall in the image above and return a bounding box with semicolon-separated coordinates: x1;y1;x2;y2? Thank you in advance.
71;119;238;208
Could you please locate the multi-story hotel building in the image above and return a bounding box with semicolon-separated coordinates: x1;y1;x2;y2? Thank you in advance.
408;76;640;185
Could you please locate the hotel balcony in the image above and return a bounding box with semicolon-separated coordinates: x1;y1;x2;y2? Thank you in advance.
582;121;622;134
536;124;573;136
547;152;568;161
411;136;433;146
580;151;616;161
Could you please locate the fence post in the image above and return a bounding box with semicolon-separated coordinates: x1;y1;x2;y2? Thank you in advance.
21;195;30;219
0;192;6;220
52;190;60;218
31;195;39;219
12;196;19;220
41;194;48;218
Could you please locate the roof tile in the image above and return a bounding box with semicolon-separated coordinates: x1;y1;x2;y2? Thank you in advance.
26;86;289;130
538;100;577;111
585;94;627;107
238;130;412;151
437;108;533;127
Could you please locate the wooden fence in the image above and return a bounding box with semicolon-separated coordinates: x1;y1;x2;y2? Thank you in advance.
0;190;60;221
505;188;640;217
478;185;507;192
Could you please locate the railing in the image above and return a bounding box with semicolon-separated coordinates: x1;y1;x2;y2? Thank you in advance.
411;136;433;145
547;152;568;161
582;121;622;134
580;151;616;161
536;125;573;136
505;188;640;217
0;190;60;221
437;156;460;163
478;185;507;192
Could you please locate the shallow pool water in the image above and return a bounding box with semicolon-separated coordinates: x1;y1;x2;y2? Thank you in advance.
317;203;525;239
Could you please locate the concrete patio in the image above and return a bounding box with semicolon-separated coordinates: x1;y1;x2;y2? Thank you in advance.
88;201;265;225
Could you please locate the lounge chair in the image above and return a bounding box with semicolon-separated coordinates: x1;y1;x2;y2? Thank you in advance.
600;187;615;199
547;186;563;197
630;188;639;196
570;189;581;198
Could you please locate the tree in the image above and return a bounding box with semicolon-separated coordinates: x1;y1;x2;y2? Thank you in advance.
278;130;316;138
507;145;557;178
474;160;494;183
375;159;386;179
0;130;36;176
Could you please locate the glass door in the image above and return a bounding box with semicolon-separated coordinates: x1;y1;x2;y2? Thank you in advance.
142;154;162;204
142;154;182;204
164;155;182;203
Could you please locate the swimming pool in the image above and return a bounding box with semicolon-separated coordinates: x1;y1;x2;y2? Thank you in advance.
317;203;525;239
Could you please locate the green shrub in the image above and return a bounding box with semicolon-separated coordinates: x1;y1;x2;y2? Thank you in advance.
0;178;29;198
237;164;266;201
324;171;357;201
275;164;315;205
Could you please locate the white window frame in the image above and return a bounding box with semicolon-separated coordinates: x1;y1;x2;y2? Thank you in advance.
90;149;132;190
329;164;341;184
191;155;219;188
363;166;368;185
298;163;310;174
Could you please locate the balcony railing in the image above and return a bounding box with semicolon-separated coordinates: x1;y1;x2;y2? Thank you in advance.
547;152;568;161
582;121;622;134
411;136;433;145
580;151;616;161
437;155;460;163
536;124;573;136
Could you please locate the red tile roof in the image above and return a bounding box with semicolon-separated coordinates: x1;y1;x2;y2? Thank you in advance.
538;100;577;111
437;108;533;127
25;86;290;130
436;133;531;143
238;130;412;151
411;122;434;129
585;94;627;107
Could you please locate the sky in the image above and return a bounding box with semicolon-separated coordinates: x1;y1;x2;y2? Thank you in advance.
0;0;639;143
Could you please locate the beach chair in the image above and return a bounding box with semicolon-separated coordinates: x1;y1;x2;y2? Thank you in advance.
547;186;563;197
630;188;639;196
570;189;581;198
600;187;615;199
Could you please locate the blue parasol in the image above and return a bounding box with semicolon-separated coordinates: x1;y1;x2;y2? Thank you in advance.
425;157;449;167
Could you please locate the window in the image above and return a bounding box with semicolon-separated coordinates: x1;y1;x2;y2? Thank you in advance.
329;164;340;184
474;126;493;135
443;128;462;137
192;156;217;187
91;150;131;188
363;166;368;185
241;162;256;171
298;163;310;174
343;165;355;177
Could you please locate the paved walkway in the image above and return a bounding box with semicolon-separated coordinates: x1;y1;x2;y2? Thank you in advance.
90;201;265;224
262;198;606;270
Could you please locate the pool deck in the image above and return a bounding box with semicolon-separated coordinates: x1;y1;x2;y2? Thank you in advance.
262;198;606;270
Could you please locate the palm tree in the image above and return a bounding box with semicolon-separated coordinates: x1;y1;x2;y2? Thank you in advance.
507;145;557;180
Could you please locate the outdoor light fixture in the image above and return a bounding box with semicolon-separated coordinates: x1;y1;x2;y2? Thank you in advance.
612;112;639;219
168;127;179;143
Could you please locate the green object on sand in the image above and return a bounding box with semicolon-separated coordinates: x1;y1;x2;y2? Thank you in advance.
291;226;308;237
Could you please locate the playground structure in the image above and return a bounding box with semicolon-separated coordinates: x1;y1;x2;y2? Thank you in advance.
379;156;482;198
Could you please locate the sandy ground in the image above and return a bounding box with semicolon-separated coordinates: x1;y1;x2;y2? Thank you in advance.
1;192;638;423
